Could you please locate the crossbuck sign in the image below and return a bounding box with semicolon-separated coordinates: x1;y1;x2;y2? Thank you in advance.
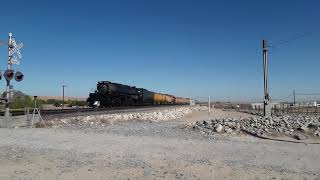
9;38;23;65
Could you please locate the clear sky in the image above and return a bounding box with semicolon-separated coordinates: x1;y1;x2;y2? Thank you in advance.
0;0;319;102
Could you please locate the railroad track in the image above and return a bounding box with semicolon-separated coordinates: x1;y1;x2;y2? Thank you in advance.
4;105;187;117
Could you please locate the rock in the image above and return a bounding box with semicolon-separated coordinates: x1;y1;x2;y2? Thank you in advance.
299;126;309;132
308;122;320;128
294;134;307;140
203;120;208;127
236;123;241;131
215;124;224;133
225;127;233;133
191;113;320;138
187;122;194;127
71;119;78;124
227;122;236;129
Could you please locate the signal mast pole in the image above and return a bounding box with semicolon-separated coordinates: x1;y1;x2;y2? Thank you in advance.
5;33;13;117
3;33;24;118
263;40;271;118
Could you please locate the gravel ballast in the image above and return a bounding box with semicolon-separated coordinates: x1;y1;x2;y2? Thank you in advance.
189;113;320;140
47;106;207;128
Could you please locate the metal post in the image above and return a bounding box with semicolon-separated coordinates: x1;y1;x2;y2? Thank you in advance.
34;96;37;108
5;33;13;118
62;85;67;109
263;40;271;118
293;90;296;105
208;96;211;120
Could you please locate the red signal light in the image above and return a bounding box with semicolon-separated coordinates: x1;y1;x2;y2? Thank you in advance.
14;71;24;82
4;70;14;81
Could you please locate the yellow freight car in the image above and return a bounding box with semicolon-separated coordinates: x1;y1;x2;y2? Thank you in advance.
183;98;190;104
175;97;190;105
154;93;175;104
154;93;165;104
164;94;174;104
175;97;183;104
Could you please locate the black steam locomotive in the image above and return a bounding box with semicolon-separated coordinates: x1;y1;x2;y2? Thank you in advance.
87;81;190;107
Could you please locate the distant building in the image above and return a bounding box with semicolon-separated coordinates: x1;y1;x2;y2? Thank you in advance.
251;101;320;109
298;101;319;107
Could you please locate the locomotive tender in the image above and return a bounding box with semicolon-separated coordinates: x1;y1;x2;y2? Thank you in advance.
87;81;190;107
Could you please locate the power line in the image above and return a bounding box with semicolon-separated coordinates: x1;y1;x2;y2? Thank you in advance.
269;30;320;49
0;40;8;45
272;94;292;101
296;93;320;96
294;92;320;102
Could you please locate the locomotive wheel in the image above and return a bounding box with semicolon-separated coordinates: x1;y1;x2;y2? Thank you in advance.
127;98;135;106
111;98;122;107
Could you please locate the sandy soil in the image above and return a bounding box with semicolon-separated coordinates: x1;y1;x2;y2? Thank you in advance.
172;108;253;125
0;108;319;180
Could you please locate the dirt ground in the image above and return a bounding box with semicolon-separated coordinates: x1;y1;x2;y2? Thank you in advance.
0;108;319;180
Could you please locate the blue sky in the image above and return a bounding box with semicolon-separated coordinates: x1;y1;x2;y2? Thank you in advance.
0;0;319;102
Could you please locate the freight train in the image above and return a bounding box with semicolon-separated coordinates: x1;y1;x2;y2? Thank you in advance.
87;81;190;107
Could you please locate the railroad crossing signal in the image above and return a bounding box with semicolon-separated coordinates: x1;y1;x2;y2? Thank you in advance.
4;70;14;81
9;38;23;65
1;69;24;82
0;33;25;117
14;71;24;82
4;33;25;83
9;38;23;57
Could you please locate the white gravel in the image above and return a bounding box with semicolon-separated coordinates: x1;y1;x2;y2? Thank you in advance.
49;106;207;127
